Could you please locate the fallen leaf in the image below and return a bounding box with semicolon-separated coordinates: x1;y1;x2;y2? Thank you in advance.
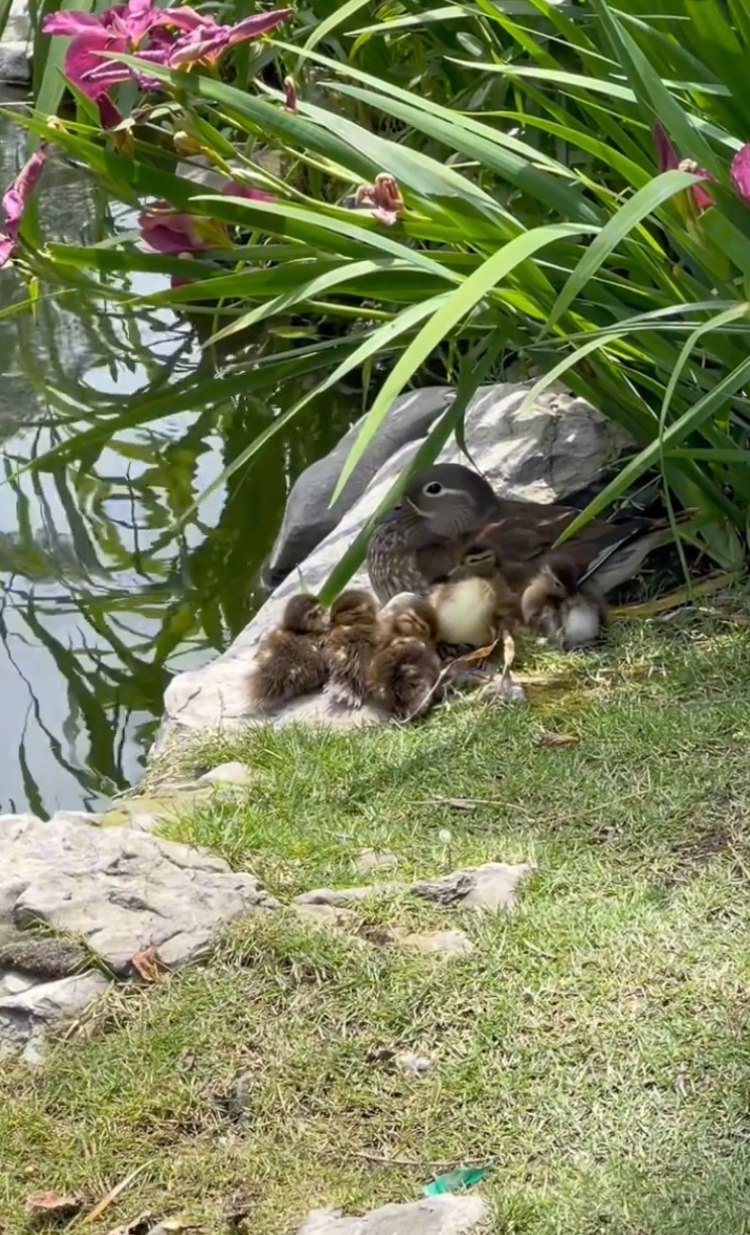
105;1215;154;1235
26;1190;84;1220
535;731;580;749
130;946;166;983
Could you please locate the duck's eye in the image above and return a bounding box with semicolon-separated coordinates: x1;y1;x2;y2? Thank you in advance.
423;481;443;497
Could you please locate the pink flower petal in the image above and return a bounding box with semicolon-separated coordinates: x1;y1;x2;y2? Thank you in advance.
731;144;750;203
148;5;209;32
43;10;101;35
98;95;123;128
2;144;48;236
0;144;48;268
168;7;290;65
653;122;678;173
223;180;275;202
0;235;15;267
65;28;128;98
139;205;227;253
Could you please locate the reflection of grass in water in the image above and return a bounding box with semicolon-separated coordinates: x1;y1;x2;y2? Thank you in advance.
3;606;750;1231
1;296;360;811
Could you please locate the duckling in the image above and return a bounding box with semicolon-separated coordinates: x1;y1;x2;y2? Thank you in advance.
324;589;380;707
429;544;522;649
369;596;442;720
520;552;608;649
247;593;329;710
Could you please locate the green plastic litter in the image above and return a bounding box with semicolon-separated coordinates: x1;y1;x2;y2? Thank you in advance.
422;1165;492;1196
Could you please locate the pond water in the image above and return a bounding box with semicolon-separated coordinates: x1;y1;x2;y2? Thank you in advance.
0;101;358;816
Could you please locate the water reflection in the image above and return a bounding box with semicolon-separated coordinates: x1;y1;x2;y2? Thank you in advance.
0;104;357;814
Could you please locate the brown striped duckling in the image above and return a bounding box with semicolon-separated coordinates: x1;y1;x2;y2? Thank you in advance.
521;552;608;649
324;589;380;708
369;594;442;720
247;593;329;710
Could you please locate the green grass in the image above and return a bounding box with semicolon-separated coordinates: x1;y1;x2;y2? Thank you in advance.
4;598;750;1234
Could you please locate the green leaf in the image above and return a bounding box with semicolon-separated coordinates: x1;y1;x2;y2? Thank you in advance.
543;169;707;336
331;222;598;502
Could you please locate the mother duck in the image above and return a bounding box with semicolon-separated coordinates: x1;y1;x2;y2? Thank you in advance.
366;462;670;602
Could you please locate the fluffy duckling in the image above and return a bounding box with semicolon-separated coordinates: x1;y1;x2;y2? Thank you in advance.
429;544;522;649
521;552;608;649
369;596;442;720
247;593;329;710
324;589;380;707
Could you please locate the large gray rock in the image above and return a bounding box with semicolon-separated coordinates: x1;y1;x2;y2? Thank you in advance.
0;972;110;1064
299;1196;487;1235
160;381;626;746
0;0;31;83
0;813;278;975
264;388;452;587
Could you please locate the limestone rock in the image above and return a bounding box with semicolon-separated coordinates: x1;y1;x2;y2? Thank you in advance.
0;0;32;84
397;929;475;958
0;814;278;975
354;849;399;874
0;972;110;1063
299;1196;487;1234
50;810;105;827
291;903;358;930
411;862;533;913
294;885;402;908
199;761;254;787
159;381;627;749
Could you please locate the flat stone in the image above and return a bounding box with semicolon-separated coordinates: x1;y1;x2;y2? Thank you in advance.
291;904;358;929
50;810;105;827
0;0;31;83
411;862;533;912
294;885;402;908
299;1196;487;1234
354;849;399;874
0;972;110;1062
158;381;627;750
0;814;279;976
199;761;254;787
0;970;35;996
397;929;475;958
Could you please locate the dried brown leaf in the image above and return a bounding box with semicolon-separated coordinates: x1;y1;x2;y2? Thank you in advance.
130;946;166;983
26;1190;84;1221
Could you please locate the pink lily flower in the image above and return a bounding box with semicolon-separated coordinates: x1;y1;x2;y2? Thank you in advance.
730;144;750;203
653;123;713;211
139;204;230;254
139;179;276;255
42;0;203;100
157;9;291;68
0;144;48;269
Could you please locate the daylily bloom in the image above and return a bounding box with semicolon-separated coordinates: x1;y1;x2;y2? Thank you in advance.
0;144;48;269
165;10;290;67
730;144;750;203
139;179;275;254
139;204;230;254
43;0;202;100
351;173;405;226
653;123;713;211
